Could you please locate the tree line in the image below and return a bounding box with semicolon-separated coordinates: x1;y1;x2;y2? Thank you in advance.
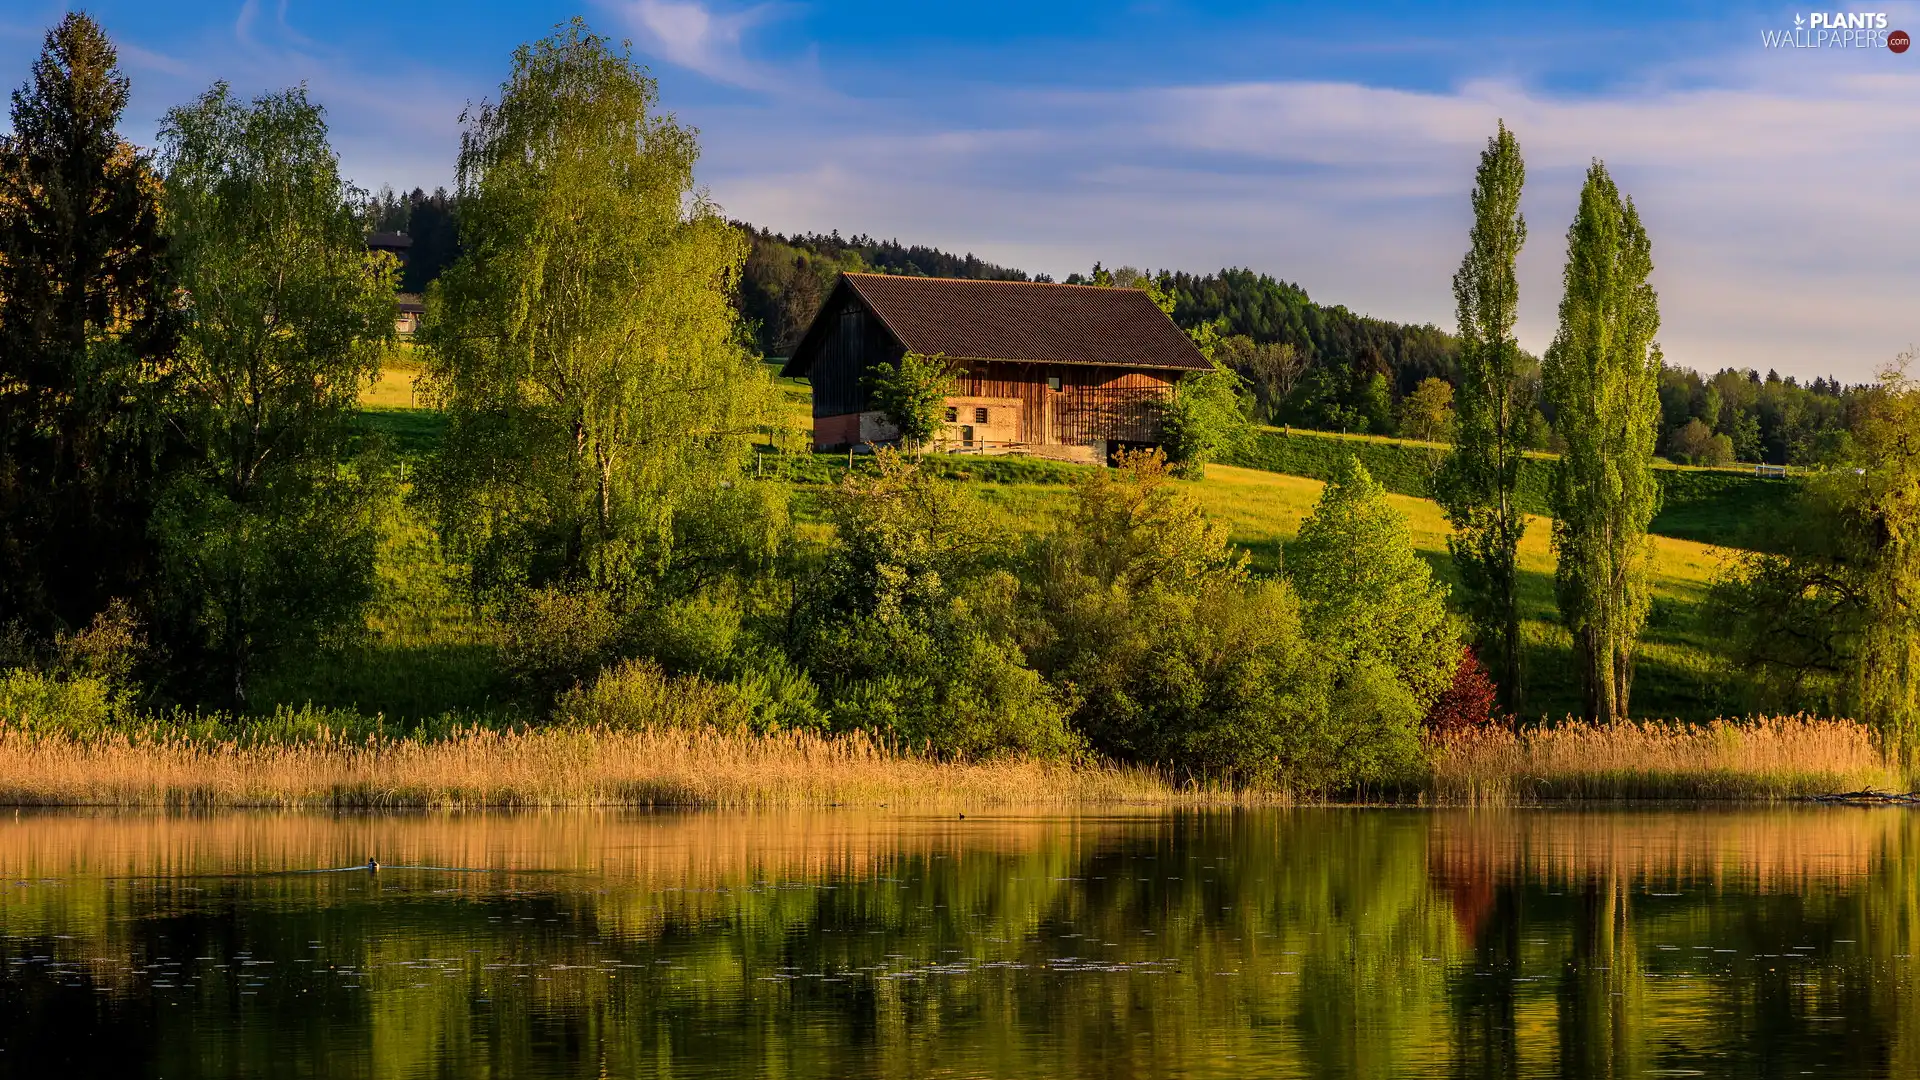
0;16;1481;790
1;13;1912;769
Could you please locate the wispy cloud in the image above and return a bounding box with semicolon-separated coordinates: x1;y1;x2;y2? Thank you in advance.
610;0;798;92
701;57;1920;381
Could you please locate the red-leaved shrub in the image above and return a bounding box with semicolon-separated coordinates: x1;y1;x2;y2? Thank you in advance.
1423;647;1507;733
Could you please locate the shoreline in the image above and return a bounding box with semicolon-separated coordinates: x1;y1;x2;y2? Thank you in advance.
0;716;1901;810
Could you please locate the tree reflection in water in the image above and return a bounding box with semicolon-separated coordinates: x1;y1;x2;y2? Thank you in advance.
0;808;1910;1078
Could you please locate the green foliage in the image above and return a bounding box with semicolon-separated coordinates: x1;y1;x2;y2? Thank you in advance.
0;669;129;736
796;451;1075;758
419;19;770;604
1437;121;1530;710
0;13;177;640
866;351;958;452
154;82;396;707
1398;377;1455;443
1289;457;1461;714
1666;418;1734;467
1025;452;1418;789
1718;357;1920;746
1215;335;1304;423
1542;161;1664;721
500;585;620;701
553;657;754;731
1162;361;1252;478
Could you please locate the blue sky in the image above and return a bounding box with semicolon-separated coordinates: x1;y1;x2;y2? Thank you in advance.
2;1;1915;380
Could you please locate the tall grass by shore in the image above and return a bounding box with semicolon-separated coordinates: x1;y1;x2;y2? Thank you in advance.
0;725;1248;809
1428;715;1904;803
0;713;1902;808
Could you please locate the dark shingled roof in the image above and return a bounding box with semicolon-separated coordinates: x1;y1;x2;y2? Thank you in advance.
366;232;413;249
785;273;1209;376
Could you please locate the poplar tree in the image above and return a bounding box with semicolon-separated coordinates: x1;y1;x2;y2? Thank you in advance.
0;14;175;637
1436;123;1530;710
154;84;397;708
1541;162;1663;721
421;20;771;603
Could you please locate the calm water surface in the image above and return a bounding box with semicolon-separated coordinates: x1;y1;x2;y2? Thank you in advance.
1;808;1916;1079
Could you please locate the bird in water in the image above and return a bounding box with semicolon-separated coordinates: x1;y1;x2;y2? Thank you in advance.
366;857;380;872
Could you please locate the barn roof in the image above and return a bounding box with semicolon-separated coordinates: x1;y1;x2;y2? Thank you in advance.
781;273;1210;378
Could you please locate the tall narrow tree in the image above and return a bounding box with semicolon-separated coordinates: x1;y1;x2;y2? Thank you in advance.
154;84;397;708
420;20;770;604
1437;122;1529;710
1541;162;1663;721
0;13;175;638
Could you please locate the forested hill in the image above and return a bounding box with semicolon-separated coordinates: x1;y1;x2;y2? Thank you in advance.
735;226;1457;401
737;225;1035;356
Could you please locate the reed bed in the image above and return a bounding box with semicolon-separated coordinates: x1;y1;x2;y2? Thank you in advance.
1428;715;1905;803
0;726;1261;809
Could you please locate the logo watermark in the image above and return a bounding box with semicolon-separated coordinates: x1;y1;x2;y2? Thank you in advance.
1761;11;1909;49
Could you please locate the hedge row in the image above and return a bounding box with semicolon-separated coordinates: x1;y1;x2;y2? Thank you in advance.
1223;428;1796;549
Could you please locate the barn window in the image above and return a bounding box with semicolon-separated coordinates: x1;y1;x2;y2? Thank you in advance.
1047;375;1062;392
944;407;957;423
974;407;988;423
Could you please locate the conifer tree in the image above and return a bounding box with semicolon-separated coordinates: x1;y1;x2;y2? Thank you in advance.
0;13;175;637
1437;122;1529;711
1541;162;1663;721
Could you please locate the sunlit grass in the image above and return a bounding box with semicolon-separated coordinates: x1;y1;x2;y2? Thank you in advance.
1427;715;1903;803
0;726;1272;809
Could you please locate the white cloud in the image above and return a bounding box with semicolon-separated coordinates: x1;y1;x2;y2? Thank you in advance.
699;59;1920;382
610;0;796;92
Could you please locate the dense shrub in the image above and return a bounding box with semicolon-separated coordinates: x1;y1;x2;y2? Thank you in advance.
1287;456;1462;710
1027;452;1421;789
553;658;754;731
500;586;620;700
794;451;1077;758
1422;649;1506;733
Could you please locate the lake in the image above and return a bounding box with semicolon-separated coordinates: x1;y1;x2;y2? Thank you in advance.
0;808;1914;1078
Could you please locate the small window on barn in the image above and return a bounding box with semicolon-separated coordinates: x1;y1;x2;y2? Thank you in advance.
974;407;988;424
1047;375;1062;392
944;407;957;423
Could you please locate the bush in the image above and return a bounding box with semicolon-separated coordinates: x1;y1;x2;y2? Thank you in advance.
501;586;620;700
553;658;753;731
1422;648;1506;733
0;669;126;736
1288;456;1461;710
1026;454;1423;789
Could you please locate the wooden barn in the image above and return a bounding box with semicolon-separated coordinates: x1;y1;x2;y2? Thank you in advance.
780;273;1209;463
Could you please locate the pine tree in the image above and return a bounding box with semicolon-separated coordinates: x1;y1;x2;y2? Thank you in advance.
0;13;176;638
1436;122;1529;712
1541;162;1664;721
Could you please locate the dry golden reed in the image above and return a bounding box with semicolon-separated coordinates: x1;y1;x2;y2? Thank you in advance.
0;726;1261;809
1428;714;1904;803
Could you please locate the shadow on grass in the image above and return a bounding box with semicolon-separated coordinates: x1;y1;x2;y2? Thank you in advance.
252;640;510;725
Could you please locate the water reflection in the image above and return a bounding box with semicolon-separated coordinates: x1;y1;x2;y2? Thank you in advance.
0;808;1913;1078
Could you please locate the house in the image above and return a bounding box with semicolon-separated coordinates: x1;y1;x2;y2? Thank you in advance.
366;231;412;269
780;273;1209;463
395;293;425;335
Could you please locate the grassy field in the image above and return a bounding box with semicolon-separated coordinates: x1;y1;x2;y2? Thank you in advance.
318;368;1755;733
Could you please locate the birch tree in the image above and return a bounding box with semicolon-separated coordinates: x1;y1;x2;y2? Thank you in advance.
421;20;772;604
155;83;397;708
1541;162;1663;721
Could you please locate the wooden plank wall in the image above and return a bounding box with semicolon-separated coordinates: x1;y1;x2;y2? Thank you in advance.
958;362;1173;446
807;295;905;417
